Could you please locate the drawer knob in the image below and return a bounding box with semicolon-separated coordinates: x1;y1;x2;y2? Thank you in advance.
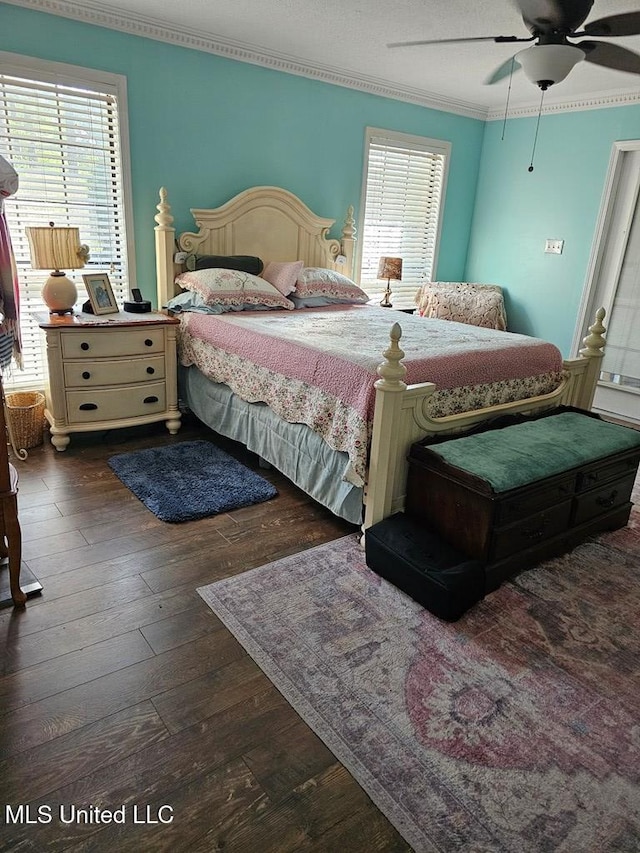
596;490;618;509
82;371;91;380
522;518;549;541
146;366;155;374
143;395;159;404
79;403;98;411
81;342;90;351
144;338;153;347
524;527;546;541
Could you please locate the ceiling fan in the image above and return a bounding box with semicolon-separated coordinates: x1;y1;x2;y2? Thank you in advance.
388;0;640;90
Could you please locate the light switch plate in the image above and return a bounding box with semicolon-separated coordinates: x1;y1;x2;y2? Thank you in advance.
545;239;564;254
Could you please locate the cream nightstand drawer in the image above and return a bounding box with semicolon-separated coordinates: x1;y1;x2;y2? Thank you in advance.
63;356;166;388
66;382;167;423
61;329;165;359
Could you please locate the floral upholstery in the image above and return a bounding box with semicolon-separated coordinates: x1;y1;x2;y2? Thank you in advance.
415;282;507;331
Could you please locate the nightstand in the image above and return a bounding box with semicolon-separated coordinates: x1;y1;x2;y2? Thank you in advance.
367;299;415;314
37;311;182;451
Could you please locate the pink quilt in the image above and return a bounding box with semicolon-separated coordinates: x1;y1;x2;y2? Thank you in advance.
179;305;564;487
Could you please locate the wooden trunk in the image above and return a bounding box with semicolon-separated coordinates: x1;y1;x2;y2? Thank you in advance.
406;409;640;592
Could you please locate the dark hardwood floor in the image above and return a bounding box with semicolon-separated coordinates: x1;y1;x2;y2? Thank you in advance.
0;415;411;852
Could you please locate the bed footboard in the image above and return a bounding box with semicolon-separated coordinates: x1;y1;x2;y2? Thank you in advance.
363;308;608;530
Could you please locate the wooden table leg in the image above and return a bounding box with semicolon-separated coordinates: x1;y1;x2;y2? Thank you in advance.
2;496;26;607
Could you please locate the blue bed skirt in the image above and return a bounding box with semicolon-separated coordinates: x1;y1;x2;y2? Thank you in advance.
179;366;364;525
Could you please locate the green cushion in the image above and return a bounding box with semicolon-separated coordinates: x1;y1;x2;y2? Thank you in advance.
428;412;640;493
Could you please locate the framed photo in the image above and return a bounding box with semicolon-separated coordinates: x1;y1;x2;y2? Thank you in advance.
82;273;119;315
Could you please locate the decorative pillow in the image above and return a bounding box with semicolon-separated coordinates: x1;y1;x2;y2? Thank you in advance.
289;294;337;309
165;290;225;314
175;268;294;311
185;254;263;275
294;268;369;304
261;260;304;296
415;282;507;331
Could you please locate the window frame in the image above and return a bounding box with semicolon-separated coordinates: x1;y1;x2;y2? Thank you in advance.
0;51;136;391
356;126;451;308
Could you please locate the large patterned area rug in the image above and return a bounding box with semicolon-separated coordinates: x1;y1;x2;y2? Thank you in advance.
109;440;277;522
198;511;640;853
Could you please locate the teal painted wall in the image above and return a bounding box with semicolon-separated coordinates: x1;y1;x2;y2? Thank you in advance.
465;104;640;355
0;3;484;305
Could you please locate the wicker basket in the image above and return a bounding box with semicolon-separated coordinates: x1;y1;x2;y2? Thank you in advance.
5;391;46;449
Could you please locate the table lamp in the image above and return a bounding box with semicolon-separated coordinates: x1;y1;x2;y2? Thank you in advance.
377;256;402;308
26;223;90;314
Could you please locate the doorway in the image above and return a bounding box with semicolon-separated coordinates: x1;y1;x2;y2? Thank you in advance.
575;141;640;426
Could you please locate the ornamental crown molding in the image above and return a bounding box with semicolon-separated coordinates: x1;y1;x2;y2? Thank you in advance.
486;88;640;120
5;0;640;122
1;0;488;120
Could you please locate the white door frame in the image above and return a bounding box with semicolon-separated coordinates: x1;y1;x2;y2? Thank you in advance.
572;140;640;424
573;139;640;355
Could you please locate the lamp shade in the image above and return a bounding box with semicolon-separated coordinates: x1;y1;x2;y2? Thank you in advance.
25;225;86;271
377;256;403;281
516;44;585;89
25;224;89;314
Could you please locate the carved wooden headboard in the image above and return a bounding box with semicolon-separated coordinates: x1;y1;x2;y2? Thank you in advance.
154;185;356;308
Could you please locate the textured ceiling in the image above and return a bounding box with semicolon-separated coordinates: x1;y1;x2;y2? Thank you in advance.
9;0;640;116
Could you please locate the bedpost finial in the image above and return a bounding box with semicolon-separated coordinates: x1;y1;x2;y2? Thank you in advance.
376;322;407;388
342;205;356;241
580;306;607;358
155;187;174;228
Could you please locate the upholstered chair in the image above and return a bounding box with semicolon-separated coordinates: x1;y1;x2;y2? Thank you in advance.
415;282;508;331
0;374;26;606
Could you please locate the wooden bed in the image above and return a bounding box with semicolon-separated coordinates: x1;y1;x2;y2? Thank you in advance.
154;185;607;530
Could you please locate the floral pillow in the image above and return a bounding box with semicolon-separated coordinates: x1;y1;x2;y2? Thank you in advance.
415;282;507;331
165;290;222;314
261;260;304;296
294;268;369;305
175;268;294;311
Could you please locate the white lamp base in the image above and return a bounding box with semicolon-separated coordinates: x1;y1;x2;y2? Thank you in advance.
42;272;77;314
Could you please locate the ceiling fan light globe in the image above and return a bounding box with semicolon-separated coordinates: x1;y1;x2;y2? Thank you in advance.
516;44;585;88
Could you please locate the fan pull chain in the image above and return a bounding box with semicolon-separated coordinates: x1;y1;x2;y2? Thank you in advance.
501;57;516;141
528;88;546;172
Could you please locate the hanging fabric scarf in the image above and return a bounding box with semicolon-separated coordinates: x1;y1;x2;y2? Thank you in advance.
0;154;22;371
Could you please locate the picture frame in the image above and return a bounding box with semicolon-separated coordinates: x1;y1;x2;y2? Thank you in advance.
82;273;119;315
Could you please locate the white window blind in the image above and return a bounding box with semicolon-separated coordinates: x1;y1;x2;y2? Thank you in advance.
0;59;131;390
358;128;450;306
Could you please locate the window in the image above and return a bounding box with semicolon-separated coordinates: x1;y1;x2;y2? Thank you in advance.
0;53;133;390
358;128;450;307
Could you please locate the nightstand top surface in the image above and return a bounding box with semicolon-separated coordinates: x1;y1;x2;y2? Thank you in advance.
366;299;416;314
36;310;179;329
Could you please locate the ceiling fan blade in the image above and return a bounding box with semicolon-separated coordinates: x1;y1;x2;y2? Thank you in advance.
578;13;640;38
516;0;593;34
387;35;529;49
580;40;640;75
485;55;522;85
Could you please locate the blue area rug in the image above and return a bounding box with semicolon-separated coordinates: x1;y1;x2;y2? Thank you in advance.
108;440;277;522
